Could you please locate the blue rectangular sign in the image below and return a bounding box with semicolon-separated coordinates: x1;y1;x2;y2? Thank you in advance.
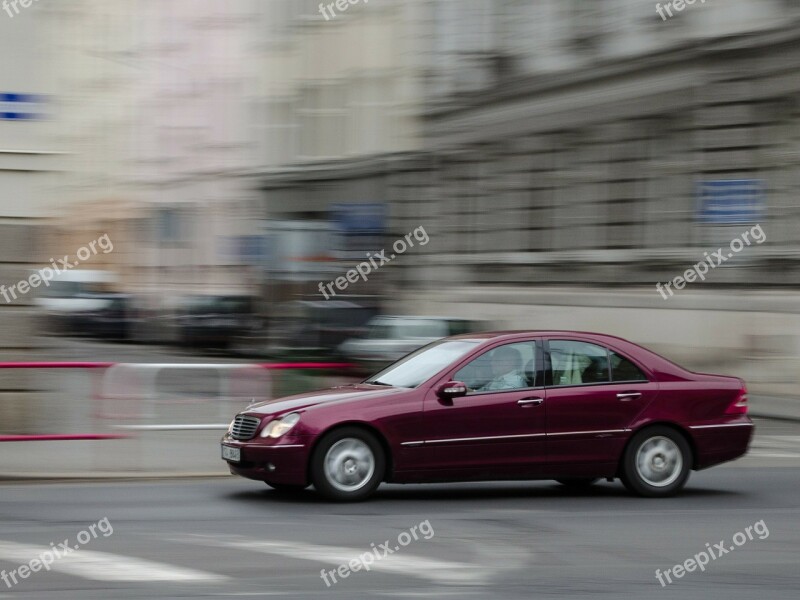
330;203;386;235
697;179;764;224
0;93;45;120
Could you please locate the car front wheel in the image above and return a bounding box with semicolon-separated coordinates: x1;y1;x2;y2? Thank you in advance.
620;427;692;497
310;427;385;502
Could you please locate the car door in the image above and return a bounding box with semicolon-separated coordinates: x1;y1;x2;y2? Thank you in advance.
544;338;658;469
416;340;548;478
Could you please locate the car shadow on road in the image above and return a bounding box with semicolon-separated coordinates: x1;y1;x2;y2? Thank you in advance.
225;481;740;505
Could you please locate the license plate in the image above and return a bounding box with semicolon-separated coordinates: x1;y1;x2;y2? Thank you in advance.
221;445;241;462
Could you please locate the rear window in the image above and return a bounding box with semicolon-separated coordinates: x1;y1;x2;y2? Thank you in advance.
549;340;610;386
610;350;649;382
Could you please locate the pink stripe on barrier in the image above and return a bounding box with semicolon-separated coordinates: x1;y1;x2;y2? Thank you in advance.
0;362;115;369
0;362;354;369
0;434;129;442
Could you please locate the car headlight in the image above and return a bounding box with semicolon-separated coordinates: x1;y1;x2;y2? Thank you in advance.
259;413;301;439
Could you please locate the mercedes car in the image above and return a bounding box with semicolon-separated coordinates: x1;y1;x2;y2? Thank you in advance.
221;331;753;501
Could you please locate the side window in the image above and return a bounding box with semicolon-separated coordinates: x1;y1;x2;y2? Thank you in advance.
549;340;610;386
610;350;649;382
454;341;538;393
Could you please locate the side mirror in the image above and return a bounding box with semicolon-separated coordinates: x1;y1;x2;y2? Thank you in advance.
435;381;468;400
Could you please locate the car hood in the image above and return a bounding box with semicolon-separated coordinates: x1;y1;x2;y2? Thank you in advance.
243;384;403;416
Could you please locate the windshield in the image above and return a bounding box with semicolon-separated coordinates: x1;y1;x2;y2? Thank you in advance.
364;339;481;388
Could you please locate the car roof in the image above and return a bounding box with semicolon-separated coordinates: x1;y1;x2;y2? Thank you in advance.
448;330;639;344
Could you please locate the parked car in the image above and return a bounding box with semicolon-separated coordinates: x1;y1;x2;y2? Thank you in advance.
338;315;481;369
221;330;753;501
73;293;138;340
268;299;379;358
176;295;260;349
35;270;118;335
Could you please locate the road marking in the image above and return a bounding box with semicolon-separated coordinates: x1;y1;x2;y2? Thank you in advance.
0;540;227;583
171;535;496;585
228;539;487;585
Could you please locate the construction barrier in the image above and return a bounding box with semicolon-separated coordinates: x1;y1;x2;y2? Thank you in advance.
0;361;358;475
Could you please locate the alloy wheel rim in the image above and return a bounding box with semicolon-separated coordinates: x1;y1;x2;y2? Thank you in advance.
635;436;683;487
324;438;375;492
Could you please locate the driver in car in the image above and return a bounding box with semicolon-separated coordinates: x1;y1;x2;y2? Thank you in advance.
479;346;527;391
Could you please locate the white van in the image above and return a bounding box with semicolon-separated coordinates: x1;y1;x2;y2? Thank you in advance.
34;270;119;329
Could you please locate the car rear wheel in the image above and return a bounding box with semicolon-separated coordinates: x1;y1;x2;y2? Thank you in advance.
555;478;600;489
620;427;692;497
310;427;385;502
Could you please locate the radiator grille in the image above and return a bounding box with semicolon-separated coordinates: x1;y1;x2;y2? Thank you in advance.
230;415;261;440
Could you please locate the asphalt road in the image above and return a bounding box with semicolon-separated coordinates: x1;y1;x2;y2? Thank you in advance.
1;459;799;599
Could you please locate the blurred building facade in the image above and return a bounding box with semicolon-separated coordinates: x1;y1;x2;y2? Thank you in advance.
257;0;430;302
258;0;800;289
415;0;800;287
259;0;800;390
45;0;271;305
0;4;62;431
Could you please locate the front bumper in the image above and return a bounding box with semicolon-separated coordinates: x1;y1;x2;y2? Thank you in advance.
221;436;311;485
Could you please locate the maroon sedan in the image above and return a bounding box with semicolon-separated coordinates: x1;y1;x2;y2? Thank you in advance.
221;331;753;501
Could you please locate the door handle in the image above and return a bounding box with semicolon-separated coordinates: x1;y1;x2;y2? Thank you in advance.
617;392;642;401
518;397;544;407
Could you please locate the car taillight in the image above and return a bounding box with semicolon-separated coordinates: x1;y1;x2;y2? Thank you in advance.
725;387;748;415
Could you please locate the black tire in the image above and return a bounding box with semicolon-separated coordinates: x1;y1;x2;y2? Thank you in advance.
310;427;386;502
555;478;600;488
265;482;309;492
620;426;692;497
